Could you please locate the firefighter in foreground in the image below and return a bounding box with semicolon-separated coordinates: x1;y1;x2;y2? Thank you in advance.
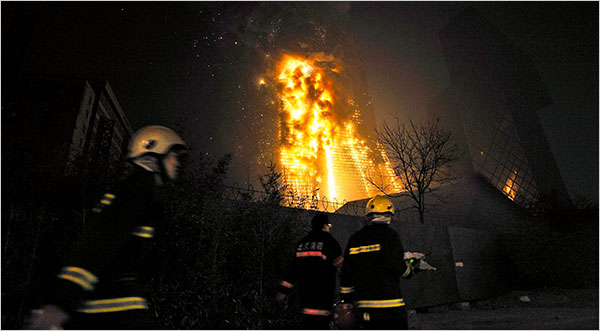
25;125;187;329
276;212;343;329
338;195;418;329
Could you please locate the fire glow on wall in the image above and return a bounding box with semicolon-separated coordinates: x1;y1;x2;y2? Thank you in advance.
275;54;401;206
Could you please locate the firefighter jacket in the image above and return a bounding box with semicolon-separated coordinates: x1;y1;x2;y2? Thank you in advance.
340;222;412;321
45;166;162;315
277;230;342;317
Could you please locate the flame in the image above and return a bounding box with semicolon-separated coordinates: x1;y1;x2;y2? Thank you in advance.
276;54;400;207
503;171;518;201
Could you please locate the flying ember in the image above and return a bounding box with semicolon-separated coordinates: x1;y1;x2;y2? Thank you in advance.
275;54;401;207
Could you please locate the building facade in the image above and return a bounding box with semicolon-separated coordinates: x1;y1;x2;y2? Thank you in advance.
4;76;133;183
67;80;133;177
429;8;570;208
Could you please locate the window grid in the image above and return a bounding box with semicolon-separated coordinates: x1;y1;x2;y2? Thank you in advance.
459;83;542;208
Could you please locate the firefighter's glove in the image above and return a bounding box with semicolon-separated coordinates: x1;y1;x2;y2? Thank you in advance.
404;251;437;272
25;304;69;330
402;259;416;278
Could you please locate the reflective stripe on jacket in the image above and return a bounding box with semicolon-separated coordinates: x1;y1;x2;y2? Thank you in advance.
78;296;148;313
340;223;408;319
57;266;99;291
296;251;327;259
277;229;342;312
47;166;161;313
302;308;331;316
357;298;405;308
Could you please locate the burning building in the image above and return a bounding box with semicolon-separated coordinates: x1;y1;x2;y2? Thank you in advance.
231;3;402;206
273;53;401;205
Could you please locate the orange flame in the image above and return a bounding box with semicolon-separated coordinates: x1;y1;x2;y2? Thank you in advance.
503;171;518;201
276;54;400;207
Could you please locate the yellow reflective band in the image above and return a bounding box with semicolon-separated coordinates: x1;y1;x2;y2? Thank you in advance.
99;193;116;205
58;274;93;291
135;233;152;238
81;304;148;313
363;312;370;321
357;298;405;308
340;286;354;294
78;297;148;314
65;266;98;283
58;266;98;290
349;244;381;255
132;226;154;238
86;297;146;304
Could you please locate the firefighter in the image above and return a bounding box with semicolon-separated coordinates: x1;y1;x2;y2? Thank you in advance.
339;195;417;330
276;212;343;330
25;125;187;330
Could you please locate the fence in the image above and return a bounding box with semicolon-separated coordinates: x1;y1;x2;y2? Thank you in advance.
219;184;366;215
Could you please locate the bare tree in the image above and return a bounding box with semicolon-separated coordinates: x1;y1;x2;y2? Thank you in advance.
370;117;459;223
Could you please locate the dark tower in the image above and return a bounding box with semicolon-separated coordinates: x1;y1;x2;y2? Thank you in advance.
431;8;570;208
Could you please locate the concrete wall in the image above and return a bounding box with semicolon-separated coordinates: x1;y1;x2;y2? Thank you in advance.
325;213;514;307
314;174;535;307
448;226;511;301
325;213;460;309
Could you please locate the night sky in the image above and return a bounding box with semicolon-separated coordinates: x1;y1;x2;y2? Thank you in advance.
3;2;598;202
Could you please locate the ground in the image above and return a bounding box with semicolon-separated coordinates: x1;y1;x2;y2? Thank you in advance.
408;287;598;330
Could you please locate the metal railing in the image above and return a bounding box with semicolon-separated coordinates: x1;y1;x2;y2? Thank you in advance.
219;184;365;215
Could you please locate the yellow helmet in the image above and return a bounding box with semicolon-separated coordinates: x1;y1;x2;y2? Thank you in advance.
127;125;187;159
365;195;395;216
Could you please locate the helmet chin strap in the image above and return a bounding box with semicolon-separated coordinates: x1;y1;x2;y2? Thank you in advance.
132;155;161;172
132;155;170;184
369;214;392;224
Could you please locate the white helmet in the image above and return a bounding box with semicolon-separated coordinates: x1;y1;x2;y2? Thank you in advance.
127;125;187;159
